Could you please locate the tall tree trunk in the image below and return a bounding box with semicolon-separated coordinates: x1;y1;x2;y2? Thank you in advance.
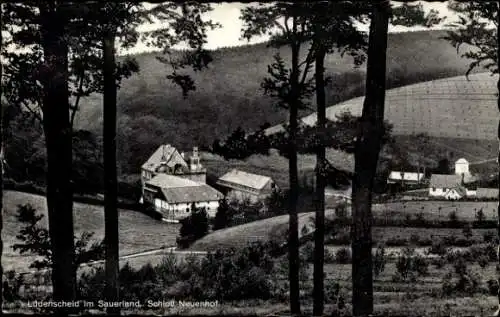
496;1;500;316
39;3;77;310
313;47;327;317
351;1;389;316
0;2;3;312
288;11;301;316
103;26;120;315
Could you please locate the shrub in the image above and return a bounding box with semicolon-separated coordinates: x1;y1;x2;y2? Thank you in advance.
415;212;426;225
442;257;482;296
327;230;351;245
469;243;497;262
431;256;446;269
487;279;498;296
428;240;449;256
335;247;352;264
325;248;336;264
483;231;495;244
325;282;347;317
176;204;209;249
13;204;104;271
448;211;459;225
3;270;24;303
475;208;485;223
302;243;340;264
200;243;277;300
335;203;349;220
462;223;473;240
404;214;412;225
395;247;428;281
477;255;489;268
373;245;386;277
80;242;279;304
212;198;232;230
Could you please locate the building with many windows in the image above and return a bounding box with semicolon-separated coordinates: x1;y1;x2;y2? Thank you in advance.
141;144;206;196
142;174;223;220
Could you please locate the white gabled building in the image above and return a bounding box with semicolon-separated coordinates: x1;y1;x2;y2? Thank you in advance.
428;174;466;200
387;171;424;185
454;158;470;176
143;174;223;220
141;144;207;197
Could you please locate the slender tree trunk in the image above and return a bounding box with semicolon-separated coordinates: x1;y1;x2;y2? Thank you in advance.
103;26;120;315
313;47;326;317
496;1;500;316
39;4;77;311
0;2;3;313
288;11;301;316
351;1;389;316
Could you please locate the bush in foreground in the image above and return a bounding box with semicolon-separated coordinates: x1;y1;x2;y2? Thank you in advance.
394;247;429;282
79;242;280;306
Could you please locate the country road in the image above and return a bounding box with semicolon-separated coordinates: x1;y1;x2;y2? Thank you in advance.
16;247;208;277
470;158;497;165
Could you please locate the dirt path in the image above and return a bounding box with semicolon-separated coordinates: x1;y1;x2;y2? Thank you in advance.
16;247;208;277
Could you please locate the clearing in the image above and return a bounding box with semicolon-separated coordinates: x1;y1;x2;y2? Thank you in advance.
2;190;180;272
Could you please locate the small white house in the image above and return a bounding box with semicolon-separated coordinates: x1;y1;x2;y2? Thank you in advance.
454;158;470;176
429;174;466;200
387;171;424;185
143;174;223;220
325;186;352;201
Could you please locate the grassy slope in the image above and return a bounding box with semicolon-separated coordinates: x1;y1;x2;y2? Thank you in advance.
2;190;179;272
73;30;474;174
190;200;498;252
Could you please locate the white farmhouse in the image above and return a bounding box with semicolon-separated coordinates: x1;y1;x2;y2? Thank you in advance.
428;174;466;200
142;174;223;220
387;171;424;185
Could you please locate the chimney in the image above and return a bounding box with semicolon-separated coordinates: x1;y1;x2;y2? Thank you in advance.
161;145;166;161
190;146;200;171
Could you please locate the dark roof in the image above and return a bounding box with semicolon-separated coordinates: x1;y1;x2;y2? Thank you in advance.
451;186;467;197
161;186;223;204
429;174;462;188
146;174;223;203
142;144;179;172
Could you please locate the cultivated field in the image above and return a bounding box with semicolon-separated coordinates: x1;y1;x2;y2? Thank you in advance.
2;190;180;272
373;200;498;221
190;199;498;252
270;72;499;141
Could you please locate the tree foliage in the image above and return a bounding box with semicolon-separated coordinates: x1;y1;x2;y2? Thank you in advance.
2;2;219;125
176;203;209;249
445;1;498;76
12;204;105;270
